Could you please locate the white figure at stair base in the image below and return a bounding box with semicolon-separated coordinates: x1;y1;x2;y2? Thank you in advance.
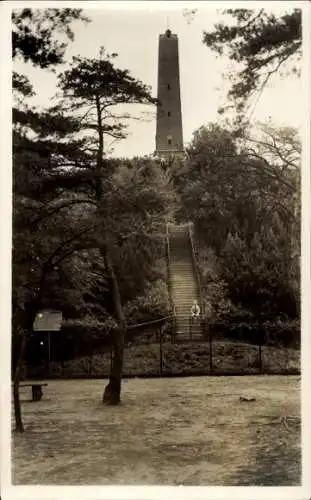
190;300;200;321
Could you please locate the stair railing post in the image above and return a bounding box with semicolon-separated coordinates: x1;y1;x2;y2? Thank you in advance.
173;306;176;343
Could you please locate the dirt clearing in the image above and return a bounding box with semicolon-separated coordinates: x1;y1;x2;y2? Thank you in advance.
12;376;300;485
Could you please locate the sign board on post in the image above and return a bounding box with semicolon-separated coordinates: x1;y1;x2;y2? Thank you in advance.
33;309;62;332
33;309;62;375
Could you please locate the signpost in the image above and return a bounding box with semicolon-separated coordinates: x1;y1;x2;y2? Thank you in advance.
33;309;62;374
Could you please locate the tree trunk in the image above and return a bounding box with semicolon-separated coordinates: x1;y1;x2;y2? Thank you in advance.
102;249;127;405
12;297;41;432
94;95;127;404
95;94;104;200
13;329;27;432
103;326;126;404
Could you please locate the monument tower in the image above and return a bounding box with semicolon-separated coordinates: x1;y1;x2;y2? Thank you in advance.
155;29;184;159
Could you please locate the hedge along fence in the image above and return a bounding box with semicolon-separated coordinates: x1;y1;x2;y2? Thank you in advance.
206;319;300;349
28;341;299;379
24;313;175;377
24;313;175;364
26;325;300;379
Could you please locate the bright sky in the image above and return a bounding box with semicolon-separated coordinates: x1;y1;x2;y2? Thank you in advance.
13;2;304;158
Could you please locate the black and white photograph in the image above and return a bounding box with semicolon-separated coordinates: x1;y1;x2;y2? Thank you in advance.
1;1;310;498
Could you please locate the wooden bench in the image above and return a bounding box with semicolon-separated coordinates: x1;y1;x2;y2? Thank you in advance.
19;383;48;401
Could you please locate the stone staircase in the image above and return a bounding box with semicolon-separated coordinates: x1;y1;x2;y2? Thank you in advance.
168;223;203;341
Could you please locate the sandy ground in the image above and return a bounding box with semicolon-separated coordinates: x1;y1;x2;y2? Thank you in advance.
12;376;301;485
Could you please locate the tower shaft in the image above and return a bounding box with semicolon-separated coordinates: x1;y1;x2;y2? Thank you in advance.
155;30;184;159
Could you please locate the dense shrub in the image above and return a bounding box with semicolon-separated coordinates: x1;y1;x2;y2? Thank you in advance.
175;123;300;352
123;279;170;325
220;230;298;318
196;231;300;349
208;318;300;348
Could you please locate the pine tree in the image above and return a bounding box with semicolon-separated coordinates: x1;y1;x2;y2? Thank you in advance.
203;9;301;121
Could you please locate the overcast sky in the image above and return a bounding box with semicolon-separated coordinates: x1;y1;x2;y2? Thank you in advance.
13;2;304;158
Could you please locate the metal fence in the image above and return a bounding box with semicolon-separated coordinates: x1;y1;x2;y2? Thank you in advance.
24;313;299;379
116;317;299;378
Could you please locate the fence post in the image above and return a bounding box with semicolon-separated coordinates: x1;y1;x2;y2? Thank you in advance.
172;310;177;343
209;322;213;373
48;331;51;376
159;326;163;376
259;343;262;374
258;330;264;374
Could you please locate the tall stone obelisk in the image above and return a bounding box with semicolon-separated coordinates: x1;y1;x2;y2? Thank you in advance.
155;29;184;160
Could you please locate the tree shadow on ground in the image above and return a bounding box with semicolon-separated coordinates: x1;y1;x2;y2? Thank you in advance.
231;418;301;485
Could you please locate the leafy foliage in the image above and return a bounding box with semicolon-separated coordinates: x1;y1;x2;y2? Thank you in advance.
176;122;300;325
203;8;302;117
59;51;155;105
12;34;166;384
56;50;157;155
12;72;35;98
12;8;89;68
123;279;170;325
97;159;173;311
220;230;298;317
174;124;258;252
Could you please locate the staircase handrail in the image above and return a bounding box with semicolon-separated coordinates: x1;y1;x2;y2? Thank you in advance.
125;313;176;345
127;314;174;330
187;221;204;318
165;221;175;315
